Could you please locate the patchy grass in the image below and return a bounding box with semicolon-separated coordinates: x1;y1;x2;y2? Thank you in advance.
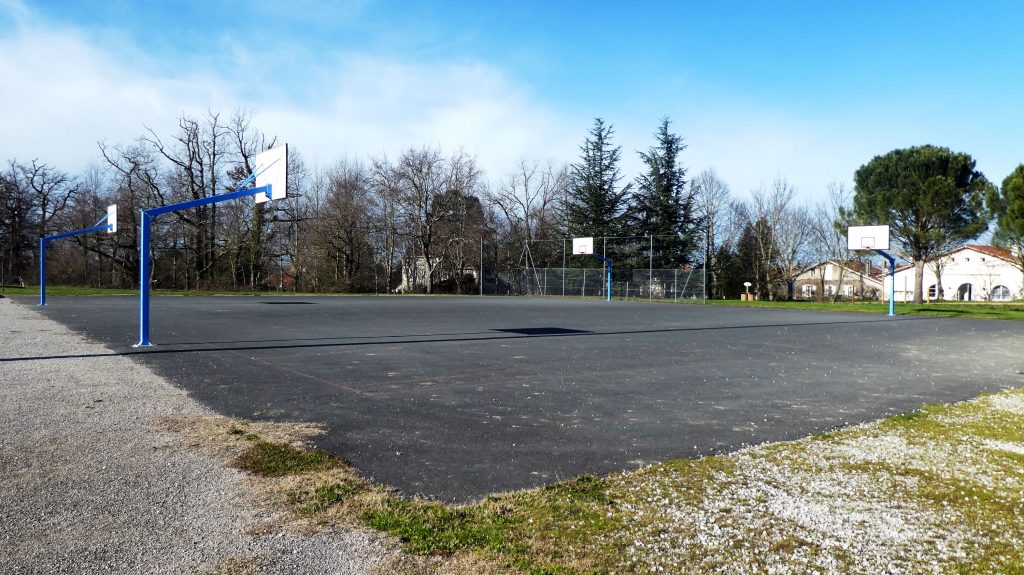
13;284;395;297
9;285;136;296
230;439;339;477
689;297;1024;320
167;389;1024;574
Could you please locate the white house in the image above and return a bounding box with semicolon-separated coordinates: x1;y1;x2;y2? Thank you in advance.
791;259;884;300
886;245;1022;302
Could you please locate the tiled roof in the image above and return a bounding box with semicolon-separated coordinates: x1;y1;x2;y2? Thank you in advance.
965;244;1015;262
893;244;1017;272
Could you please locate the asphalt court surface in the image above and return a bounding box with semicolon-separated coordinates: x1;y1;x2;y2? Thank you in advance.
9;295;1024;501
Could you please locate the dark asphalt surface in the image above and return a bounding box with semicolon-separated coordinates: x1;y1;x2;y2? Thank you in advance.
7;295;1024;502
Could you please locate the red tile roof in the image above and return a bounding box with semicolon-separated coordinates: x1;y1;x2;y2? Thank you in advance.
965;244;1015;262
893;244;1017;272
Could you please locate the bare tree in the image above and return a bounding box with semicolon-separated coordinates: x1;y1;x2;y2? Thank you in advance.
776;203;814;300
691;168;731;298
748;178;793;298
141;112;229;288
488;157;566;263
321;160;375;292
437;154;486;293
394;147;476;294
811;182;869;301
17;159;81;238
369;155;404;292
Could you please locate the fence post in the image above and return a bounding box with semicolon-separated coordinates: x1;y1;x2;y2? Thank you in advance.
562;239;566;296
582;268;586;297
674;269;678;303
649;235;653;300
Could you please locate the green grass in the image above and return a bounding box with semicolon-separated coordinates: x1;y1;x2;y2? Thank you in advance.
7;284;358;297
360;474;623;573
5;285;136;296
230;439;339;477
11;284;1024;320
224;388;1024;574
687;297;1024;320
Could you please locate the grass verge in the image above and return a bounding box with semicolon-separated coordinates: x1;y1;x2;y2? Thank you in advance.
197;387;1024;574
682;297;1024;320
13;285;1024;320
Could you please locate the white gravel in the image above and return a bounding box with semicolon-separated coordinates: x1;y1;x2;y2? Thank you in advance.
0;298;401;574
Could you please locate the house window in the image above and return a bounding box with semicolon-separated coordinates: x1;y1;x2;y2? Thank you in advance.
802;284;816;298
992;285;1011;302
844;285;853;297
825;285;836;296
811;268;817;278
928;284;939;299
964;257;970;262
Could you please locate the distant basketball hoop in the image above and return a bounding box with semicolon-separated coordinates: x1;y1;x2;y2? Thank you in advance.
847;225;890;251
572;237;594;255
847;224;896;317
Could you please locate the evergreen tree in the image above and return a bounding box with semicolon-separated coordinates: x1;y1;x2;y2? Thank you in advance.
988;164;1024;283
629;118;695;267
854;145;988;304
562;118;631;243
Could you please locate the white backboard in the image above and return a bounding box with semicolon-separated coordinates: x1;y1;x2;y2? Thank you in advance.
107;204;117;233
254;144;288;204
572;237;594;255
847;225;889;250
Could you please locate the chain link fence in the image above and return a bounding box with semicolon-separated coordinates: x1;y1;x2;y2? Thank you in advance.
485;267;706;301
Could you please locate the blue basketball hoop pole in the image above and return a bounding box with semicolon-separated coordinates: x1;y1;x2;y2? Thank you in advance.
136;171;272;347
875;249;896;317
592;254;612;301
38;212;113;306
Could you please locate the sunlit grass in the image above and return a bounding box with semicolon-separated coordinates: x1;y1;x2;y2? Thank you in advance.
214;387;1024;574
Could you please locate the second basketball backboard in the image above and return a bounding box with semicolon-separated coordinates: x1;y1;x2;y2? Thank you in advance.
847;225;889;251
254;144;289;204
573;237;594;255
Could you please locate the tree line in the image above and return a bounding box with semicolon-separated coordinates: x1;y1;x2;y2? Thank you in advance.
3;111;1022;302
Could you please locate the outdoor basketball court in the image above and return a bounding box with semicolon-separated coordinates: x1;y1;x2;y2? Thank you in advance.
8;294;1023;502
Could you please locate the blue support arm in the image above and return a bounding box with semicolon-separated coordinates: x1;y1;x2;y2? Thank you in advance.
39;221;114;306
135;182;272;347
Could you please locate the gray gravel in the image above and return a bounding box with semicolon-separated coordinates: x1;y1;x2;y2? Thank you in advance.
0;298;400;574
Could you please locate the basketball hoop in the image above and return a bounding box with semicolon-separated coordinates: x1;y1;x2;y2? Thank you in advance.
572;237;594;255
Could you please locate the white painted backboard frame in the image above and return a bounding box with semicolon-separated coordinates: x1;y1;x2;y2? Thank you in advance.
572;237;594;255
106;204;117;233
254;144;289;204
847;225;890;250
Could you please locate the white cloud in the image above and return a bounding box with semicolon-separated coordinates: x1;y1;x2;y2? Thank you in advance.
251;54;581;180
0;10;579;186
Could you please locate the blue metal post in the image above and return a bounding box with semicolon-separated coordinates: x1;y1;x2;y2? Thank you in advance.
38;217;113;307
606;262;611;301
889;259;895;317
875;249;896;317
39;238;46;306
136;210;152;347
135;181;270;347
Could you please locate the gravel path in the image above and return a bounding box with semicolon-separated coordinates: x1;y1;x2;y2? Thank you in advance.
0;297;400;574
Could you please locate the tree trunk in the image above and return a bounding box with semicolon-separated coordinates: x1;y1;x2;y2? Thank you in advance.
913;259;925;304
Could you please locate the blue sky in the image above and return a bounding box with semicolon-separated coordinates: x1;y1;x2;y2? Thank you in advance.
2;0;1022;201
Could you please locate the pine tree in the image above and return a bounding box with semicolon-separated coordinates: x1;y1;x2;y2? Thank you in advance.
562;118;631;242
629;118;695;268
